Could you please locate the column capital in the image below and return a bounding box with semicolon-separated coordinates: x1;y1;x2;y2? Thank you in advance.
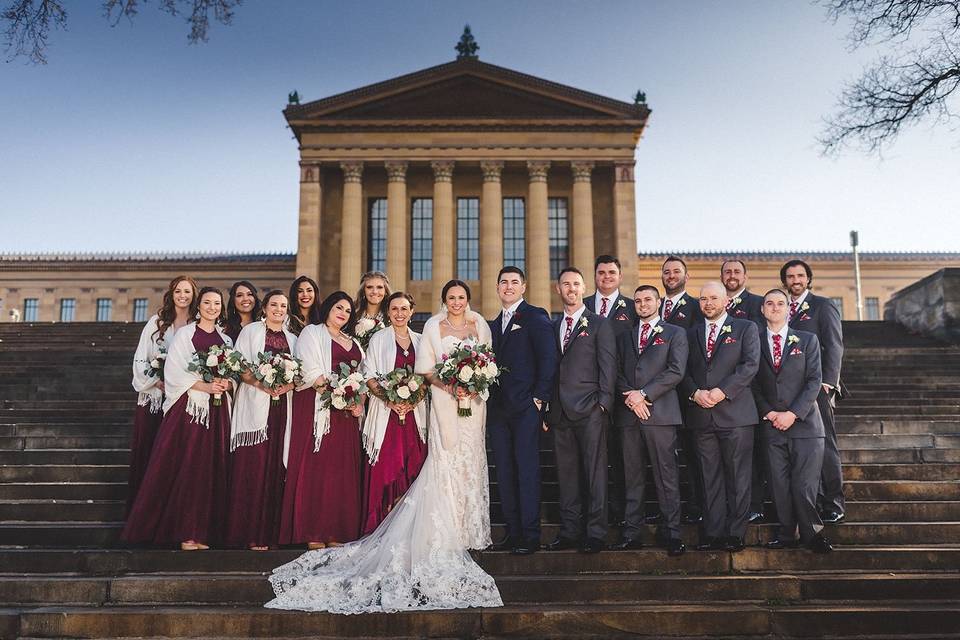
571;161;595;182
526;160;551;182
384;161;408;183
340;161;364;183
480;161;505;182
299;164;321;183
614;160;636;183
430;160;455;182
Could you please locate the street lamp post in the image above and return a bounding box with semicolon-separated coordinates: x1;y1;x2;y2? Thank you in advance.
851;230;863;321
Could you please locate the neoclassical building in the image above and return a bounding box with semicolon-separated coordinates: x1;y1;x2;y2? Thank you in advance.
286;52;649;316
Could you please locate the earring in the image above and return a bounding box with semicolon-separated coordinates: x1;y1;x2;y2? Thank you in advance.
195;312;201;320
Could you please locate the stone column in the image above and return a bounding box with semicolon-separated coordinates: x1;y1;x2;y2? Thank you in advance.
431;160;455;300
295;164;323;283
479;161;504;317
613;160;638;286
339;161;364;292
526;160;551;311
385;161;408;291
571;161;595;281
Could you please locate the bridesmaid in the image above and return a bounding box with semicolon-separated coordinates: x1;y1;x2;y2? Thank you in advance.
279;291;364;549
288;276;321;336
225;290;298;550
360;291;427;535
127;275;197;515
353;271;392;324
122;287;233;550
224;280;261;343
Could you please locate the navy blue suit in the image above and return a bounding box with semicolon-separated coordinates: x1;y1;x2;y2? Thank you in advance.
488;300;558;544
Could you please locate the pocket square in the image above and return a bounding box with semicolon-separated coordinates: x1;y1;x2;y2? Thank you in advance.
676;312;686;319
799;313;812;321
511;324;523;331
789;347;803;356
616;313;629;321
577;331;589;338
723;337;737;344
652;337;666;346
734;309;746;317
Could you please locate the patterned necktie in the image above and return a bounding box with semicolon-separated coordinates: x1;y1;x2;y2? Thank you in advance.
638;323;651;354
726;297;735;311
664;298;673;318
789;301;798;321
562;316;574;351
706;323;718;359
599;297;609;317
772;333;783;371
502;310;511;334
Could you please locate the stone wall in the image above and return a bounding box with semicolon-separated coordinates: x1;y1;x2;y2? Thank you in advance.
884;268;960;343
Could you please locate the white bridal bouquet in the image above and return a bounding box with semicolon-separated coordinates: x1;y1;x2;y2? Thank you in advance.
187;345;246;405
433;339;501;417
353;316;385;350
377;365;427;424
253;351;304;403
318;360;366;412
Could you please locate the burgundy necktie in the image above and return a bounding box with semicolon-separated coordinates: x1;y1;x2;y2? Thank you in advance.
600;297;609;317
772;333;783;371
562;316;574;351
664;298;673;317
789;301;799;321
638;323;651;354
706;323;718;359
726;298;735;311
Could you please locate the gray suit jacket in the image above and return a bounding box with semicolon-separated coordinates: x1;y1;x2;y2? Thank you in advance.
545;309;617;424
680;317;760;429
789;291;843;390
587;291;637;337
727;290;764;324
614;320;688;427
661;292;702;330
751;329;825;439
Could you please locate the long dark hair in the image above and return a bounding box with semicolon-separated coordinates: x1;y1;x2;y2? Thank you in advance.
288;276;322;331
153;275;199;342
317;291;357;336
225;280;261;337
190;286;227;326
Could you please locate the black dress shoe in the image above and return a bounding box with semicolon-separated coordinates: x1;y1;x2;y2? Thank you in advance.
580;537;604;554
695;537;724;551
682;512;703;524
666;538;686;556
511;538;540;555
807;533;834;554
488;535;519;552
608;537;644;551
544;536;579;551
724;536;745;552
747;511;765;524
644;513;663;524
765;538;800;549
821;510;845;525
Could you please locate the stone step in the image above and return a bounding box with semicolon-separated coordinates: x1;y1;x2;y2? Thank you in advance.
845;480;960;501
0;436;132;451
0;425;133;437
0;465;127;483
0;483;126;500
0;450;130;465
11;603;960;638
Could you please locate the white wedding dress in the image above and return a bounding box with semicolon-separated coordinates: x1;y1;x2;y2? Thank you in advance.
265;311;502;613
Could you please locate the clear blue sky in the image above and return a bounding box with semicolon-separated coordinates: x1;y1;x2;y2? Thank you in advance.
2;0;957;254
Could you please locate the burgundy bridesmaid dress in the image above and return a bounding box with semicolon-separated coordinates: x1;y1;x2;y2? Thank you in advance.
223;329;289;548
121;327;231;546
361;342;427;535
279;340;363;545
126;403;163;516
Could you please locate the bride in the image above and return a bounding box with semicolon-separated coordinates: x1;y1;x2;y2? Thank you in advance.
266;280;503;613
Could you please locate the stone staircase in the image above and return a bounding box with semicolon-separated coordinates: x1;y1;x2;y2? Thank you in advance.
0;320;959;638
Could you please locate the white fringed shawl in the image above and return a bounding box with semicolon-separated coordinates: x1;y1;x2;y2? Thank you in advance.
230;321;298;451
131;314;176;414
360;325;427;465
161;323;234;427
293;324;365;462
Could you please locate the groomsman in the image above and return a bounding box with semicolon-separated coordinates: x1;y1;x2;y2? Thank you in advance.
721;258;766;523
613;285;687;556
781;259;845;524
680;282;760;552
661;255;704;523
545;267;617;554
752;289;832;554
488;266;558;555
587;254;637;526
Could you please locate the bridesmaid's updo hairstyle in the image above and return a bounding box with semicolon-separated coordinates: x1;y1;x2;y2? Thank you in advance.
154;274;200;342
259;290;289;319
225;280;261;337
318;291;357;336
386;291;415;309
440;279;471;305
191;286;227;325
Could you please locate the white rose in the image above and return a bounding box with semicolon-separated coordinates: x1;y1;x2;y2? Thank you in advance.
396;385;411;400
332;396;347;410
264;370;276;385
458;365;475;383
485;362;498;377
150;359;160;369
258;363;273;377
205;354;218;367
283;359;297;371
407;379;420;391
356;318;375;335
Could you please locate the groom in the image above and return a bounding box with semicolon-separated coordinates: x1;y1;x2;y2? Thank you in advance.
487;266;558;554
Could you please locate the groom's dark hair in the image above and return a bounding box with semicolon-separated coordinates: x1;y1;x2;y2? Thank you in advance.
498;266;526;282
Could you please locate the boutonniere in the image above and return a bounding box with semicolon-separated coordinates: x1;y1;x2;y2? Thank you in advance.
652;336;666;346
789;347;803;356
615;299;626;309
652;325;664;334
577;317;589;331
720;325;732;335
677;298;687;307
733;296;742;306
800;301;810;312
787;335;800;345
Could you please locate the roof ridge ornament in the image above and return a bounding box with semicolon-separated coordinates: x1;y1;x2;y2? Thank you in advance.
455;25;479;60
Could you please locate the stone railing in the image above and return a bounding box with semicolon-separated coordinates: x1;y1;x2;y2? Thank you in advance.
884;268;960;343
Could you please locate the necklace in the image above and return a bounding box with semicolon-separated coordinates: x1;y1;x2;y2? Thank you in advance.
443;316;467;330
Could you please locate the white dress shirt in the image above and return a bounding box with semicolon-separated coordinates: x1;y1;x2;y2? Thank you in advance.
637;315;661;351
559;305;587;351
790;289;810;309
594;291;617;318
501;298;523;333
662;291;687;317
703;313;729;351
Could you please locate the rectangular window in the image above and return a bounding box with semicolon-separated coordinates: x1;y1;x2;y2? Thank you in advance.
133;298;149;323
410;198;433;281
59;298;76;323
23;298;39;322
547;197;569;280
367;197;388;272
503;197;525;273
830;297;844;320
865;297;880;321
96;298;112;322
456;197;480;280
